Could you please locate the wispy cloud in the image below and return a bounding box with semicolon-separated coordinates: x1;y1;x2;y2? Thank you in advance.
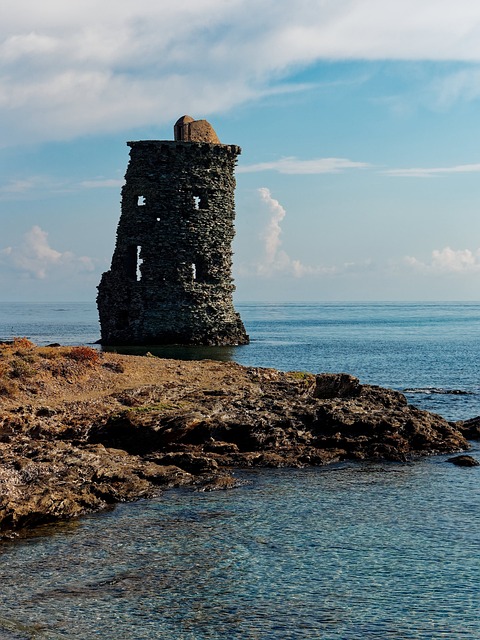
239;157;370;175
0;225;95;279
4;2;480;144
79;178;124;189
0;176;57;195
404;246;480;273
384;163;480;178
0;175;123;199
432;67;480;108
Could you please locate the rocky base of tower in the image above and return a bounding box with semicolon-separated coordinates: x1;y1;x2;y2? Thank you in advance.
98;324;250;347
97;272;249;346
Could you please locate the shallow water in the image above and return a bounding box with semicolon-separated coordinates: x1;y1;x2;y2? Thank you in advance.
0;302;479;638
0;456;479;639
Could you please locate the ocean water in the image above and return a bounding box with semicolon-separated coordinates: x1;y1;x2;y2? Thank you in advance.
0;301;479;639
2;301;479;420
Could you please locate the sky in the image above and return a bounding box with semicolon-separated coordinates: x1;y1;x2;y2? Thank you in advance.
2;0;480;302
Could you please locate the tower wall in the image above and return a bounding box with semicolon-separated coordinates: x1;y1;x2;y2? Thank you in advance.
97;139;249;346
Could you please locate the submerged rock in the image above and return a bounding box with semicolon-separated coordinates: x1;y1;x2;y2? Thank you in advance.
447;455;480;467
0;343;472;537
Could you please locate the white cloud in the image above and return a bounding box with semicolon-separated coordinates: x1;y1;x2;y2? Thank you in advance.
79;178;124;189
404;247;480;273
4;1;480;145
0;175;77;199
239;157;370;174
258;187;285;269
431;67;480;108
0;176;59;195
253;187;372;278
255;187;322;277
384;163;480;178
0;225;95;279
0;179;39;194
0;175;124;199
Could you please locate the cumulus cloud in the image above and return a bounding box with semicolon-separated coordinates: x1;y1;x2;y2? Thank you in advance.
239;157;370;174
404;246;480;273
254;187;372;278
255;187;322;277
0;225;95;278
3;1;480;145
258;187;286;269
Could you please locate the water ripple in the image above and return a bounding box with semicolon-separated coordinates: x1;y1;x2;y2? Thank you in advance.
0;461;478;639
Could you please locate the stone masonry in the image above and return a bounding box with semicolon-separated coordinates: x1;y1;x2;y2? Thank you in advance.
97;116;249;346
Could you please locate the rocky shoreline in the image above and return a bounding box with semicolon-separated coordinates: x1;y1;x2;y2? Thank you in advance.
0;341;476;538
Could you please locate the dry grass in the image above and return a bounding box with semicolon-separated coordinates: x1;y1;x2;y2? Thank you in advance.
0;339;36;396
0;340;255;413
9;358;35;379
0;341;107;400
12;337;35;350
38;347;62;360
0;378;17;398
66;346;101;366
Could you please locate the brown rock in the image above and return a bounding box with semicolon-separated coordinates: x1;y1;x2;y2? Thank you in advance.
313;373;361;398
453;416;480;440
447;455;479;467
0;344;473;537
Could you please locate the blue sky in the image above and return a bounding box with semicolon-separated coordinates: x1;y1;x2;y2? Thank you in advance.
2;0;480;301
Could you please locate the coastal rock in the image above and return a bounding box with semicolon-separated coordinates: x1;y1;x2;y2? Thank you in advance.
0;343;472;537
447;455;480;467
151;451;219;474
78;370;469;470
313;373;361;398
0;438;193;536
453;416;480;440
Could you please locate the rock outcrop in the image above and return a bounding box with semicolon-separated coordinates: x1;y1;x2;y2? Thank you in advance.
0;342;470;537
453;415;480;440
447;454;479;467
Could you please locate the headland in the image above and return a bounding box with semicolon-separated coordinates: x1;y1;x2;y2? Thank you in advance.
0;340;474;538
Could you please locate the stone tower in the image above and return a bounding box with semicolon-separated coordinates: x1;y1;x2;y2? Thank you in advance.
97;116;249;346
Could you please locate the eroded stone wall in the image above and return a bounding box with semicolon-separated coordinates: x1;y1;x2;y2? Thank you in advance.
97;140;249;346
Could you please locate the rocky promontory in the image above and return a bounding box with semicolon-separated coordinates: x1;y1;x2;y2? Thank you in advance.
0;340;472;537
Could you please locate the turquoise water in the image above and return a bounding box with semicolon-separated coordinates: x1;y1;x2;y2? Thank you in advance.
1;460;479;640
0;302;479;638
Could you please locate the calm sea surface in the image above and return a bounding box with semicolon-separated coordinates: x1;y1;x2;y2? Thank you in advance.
0;302;479;639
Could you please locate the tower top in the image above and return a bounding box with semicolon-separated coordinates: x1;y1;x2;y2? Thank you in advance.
173;115;220;143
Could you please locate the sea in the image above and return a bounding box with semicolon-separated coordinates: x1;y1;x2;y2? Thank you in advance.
0;301;478;639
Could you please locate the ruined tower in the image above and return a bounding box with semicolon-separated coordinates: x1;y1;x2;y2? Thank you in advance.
97;116;249;346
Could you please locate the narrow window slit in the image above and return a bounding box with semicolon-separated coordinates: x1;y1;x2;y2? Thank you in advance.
137;196;146;206
136;246;143;281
